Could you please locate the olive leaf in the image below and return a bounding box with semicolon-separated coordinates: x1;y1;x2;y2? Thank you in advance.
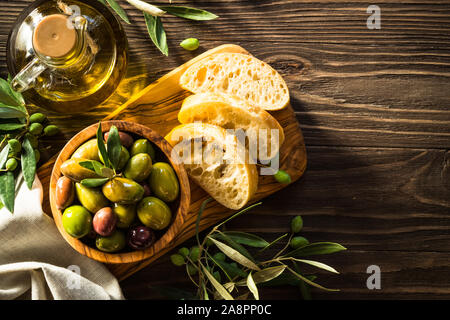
104;0;130;24
237;265;287;286
211;231;255;263
80;178;110;188
144;13;168;56
106;125;122;170
201;264;234;300
285;242;347;258
79;160;107;176
0;104;27;119
96;122;111;169
100;167;115;179
21;137;36;189
285;258;339;274
208;252;247;280
247;272;259;300
0;144;11;169
0;123;26;131
208;237;260;271
221;231;269;248
286;266;339;292
158;6;218;21
259;233;288;252
0;78;24;107
0;172;15;213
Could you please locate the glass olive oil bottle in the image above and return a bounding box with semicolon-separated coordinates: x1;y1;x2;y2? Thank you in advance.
7;0;128;113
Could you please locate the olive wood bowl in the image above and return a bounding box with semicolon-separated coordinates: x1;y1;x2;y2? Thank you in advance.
49;120;191;264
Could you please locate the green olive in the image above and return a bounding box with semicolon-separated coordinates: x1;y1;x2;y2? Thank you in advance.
170;254;185;266
189;246;200;262
29;123;43;135
102;177;144;204
71;139;100;161
148;162;179;202
95;230;126;253
290;236;309;249
112;203;136;228
61;158;103;182
117;146;130;171
124;153;153;182
62;205;92;238
274;169;291;184
44;125;59;137
25;133;38;148
29;113;46;124
130;139;156;160
178;247;190;258
291;216;303;233
75;183;109;213
6;158;18;171
137;196;172;230
180;38;199;51
8;139;21;155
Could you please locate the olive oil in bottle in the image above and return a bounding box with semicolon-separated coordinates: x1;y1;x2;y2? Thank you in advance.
7;0;128;113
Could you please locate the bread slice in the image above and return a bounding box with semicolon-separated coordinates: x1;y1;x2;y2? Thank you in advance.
179;53;290;111
165;123;258;210
178;92;285;160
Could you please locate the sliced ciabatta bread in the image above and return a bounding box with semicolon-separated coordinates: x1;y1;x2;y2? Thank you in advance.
178;92;285;160
179;53;289;111
165;123;258;210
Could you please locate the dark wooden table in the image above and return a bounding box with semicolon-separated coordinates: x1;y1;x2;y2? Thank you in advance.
1;0;449;300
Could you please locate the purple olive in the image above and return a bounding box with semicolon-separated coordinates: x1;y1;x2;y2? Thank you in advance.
140;182;152;197
127;226;155;250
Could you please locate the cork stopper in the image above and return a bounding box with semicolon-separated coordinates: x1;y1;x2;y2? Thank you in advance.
33;14;77;58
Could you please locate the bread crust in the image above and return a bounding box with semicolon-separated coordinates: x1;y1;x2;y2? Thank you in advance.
165;123;259;209
179;53;290;111
179;92;285;161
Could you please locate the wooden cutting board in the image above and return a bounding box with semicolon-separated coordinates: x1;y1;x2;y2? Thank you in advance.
37;44;307;281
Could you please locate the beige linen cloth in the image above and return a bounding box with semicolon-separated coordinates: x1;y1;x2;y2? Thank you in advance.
0;174;124;300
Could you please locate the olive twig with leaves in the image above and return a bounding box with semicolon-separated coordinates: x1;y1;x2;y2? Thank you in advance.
0;76;59;213
167;200;346;300
98;0;217;56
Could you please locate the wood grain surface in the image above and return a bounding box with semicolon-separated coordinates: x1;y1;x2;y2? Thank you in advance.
1;0;449;300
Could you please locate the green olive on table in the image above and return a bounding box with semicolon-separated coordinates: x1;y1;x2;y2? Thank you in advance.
71;139;100;161
102;177;144;204
62;205;92;238
148;162;180;202
130;139;156;160
290;236;309;249
113;203;136;228
61;158;103;182
124;153;152;182
137;196;172;230
75;182;109;213
96;230;126;253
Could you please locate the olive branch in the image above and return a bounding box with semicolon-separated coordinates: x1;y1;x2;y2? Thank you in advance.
167;200;346;300
99;0;218;56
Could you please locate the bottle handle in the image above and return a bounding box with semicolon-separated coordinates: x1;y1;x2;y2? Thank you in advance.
10;57;47;93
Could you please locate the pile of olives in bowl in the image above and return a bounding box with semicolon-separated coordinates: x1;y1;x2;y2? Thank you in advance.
55;123;181;253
